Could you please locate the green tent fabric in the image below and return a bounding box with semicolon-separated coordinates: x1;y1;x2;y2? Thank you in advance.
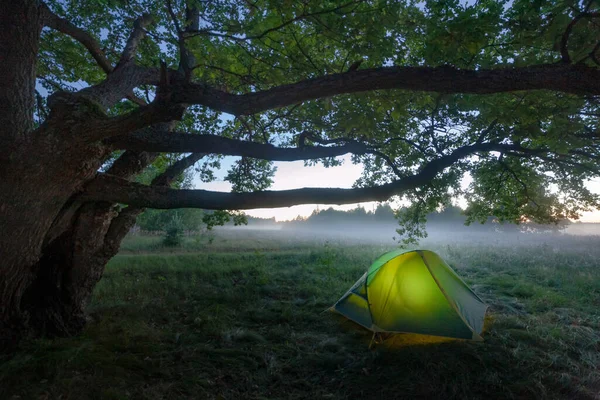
331;249;487;341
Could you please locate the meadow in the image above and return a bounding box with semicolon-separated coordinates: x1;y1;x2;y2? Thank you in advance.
1;229;599;399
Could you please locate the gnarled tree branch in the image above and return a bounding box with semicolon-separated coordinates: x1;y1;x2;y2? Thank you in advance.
90;101;184;141
107;131;369;160
74;64;166;109
171;64;600;115
117;14;154;68
80;62;600;118
81;142;515;209
43;9;155;109
89;65;185;141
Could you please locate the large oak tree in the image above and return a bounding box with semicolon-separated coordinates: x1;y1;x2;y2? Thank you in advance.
1;0;600;348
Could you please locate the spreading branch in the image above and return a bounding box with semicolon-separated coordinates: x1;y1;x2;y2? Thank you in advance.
90;101;184;141
89;66;185;140
42;7;153;108
82;142;517;209
382;137;429;155
86;140;599;211
165;0;182;34
126;91;148;106
152;152;205;186
83;172;425;210
107;131;369;160
76;64;166;109
117;14;154;68
475;119;499;144
172;64;600;115
165;0;198;75
368;150;404;177
79;62;600;118
105;122;178;178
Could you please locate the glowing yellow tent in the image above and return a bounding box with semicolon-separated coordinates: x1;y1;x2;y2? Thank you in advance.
331;249;487;341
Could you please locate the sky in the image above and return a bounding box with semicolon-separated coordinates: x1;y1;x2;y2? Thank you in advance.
195;155;382;221
194;156;600;223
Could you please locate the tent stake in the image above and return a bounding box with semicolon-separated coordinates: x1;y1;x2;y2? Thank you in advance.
368;333;377;349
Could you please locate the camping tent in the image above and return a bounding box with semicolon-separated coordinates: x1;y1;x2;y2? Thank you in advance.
331;249;487;341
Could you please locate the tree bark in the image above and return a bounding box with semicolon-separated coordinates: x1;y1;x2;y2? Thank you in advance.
0;92;182;350
0;2;112;347
0;0;51;348
0;127;112;349
20;203;118;337
0;0;163;348
17;151;203;340
0;0;41;140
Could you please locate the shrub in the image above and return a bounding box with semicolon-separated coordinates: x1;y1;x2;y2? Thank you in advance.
163;213;184;247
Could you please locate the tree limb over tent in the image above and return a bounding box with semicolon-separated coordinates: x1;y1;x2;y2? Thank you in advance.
83;142;532;209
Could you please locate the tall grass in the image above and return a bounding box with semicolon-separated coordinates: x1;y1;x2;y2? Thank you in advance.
1;231;599;399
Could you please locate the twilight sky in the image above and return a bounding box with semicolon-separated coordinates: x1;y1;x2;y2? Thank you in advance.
194;156;600;222
196;155;381;221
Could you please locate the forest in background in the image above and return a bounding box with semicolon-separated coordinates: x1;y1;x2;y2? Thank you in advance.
134;203;575;236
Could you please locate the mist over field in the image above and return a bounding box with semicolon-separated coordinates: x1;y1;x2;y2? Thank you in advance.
6;214;600;400
214;217;600;249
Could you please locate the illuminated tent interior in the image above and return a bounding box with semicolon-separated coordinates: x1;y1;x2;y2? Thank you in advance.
331;249;487;342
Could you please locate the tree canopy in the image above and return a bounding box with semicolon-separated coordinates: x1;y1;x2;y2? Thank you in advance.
35;0;600;242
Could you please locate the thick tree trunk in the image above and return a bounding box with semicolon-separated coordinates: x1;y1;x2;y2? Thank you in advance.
0;142;143;348
0;0;41;268
0;133;112;348
11;139;179;343
20;203;139;338
1;125;161;350
0;125;152;348
0;1;130;349
0;0;49;348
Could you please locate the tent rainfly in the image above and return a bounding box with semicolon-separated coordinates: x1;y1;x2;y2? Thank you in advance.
331;249;487;341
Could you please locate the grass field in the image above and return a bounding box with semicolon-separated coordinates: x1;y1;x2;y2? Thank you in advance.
1;229;599;399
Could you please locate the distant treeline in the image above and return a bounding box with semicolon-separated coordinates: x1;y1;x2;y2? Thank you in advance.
282;204;571;233
134;204;570;234
284;203;469;226
284;204;468;229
